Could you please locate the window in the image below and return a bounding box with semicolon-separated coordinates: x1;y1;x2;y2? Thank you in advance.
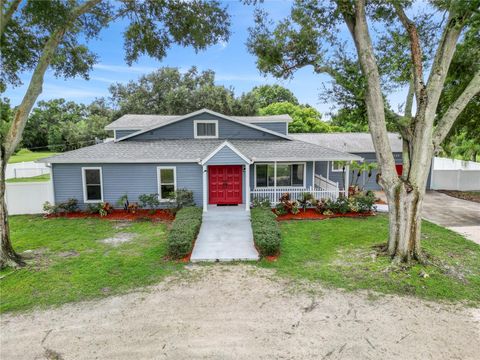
255;163;305;188
157;167;176;200
82;167;103;203
194;120;218;138
332;161;345;172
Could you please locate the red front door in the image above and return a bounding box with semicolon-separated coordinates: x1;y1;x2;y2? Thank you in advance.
208;165;243;205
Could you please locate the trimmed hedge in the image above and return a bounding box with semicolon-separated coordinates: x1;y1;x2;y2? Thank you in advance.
167;207;203;259
251;208;281;256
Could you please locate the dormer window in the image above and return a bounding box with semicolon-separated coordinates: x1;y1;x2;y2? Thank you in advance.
194;120;218;139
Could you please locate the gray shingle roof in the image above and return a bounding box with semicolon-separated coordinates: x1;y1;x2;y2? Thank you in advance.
38;139;361;164
105;113;293;130
290;132;403;153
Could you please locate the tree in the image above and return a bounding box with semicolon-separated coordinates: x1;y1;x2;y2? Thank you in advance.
109;66;240;116
246;84;298;108
248;0;480;262
259;102;335;133
0;0;230;268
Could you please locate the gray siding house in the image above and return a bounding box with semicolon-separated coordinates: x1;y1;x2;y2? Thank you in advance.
40;109;364;212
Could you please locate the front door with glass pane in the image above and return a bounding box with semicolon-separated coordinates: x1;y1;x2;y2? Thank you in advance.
208;165;243;205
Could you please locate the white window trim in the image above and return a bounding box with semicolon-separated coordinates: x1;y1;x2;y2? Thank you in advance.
254;162;307;189
331;161;344;172
157;166;177;201
194;120;218;139
82;167;103;203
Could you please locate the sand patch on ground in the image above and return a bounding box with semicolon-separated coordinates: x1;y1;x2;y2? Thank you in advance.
1;265;479;360
100;232;136;246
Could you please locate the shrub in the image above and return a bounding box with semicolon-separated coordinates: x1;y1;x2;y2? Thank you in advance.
174;189;195;209
315;199;327;213
275;192;300;215
251;208;281;256
328;197;350;214
298;192;313;212
86;202;112;217
252;197;272;209
86;203;102;214
351;191;376;213
127;202;139;214
167;207;202;259
43;201;59;215
116;194;129;210
138;193;160;213
275;202;288;215
58;198;79;213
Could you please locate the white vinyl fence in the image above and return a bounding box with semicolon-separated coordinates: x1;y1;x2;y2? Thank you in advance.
5;182;53;215
6;161;50;179
430;170;480;191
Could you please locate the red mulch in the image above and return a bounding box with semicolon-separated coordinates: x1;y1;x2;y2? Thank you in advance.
264;255;279;262
47;209;175;221
274;208;374;221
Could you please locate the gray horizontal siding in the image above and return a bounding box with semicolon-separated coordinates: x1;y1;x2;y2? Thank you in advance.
115;129;141;140
128;113;283;141
205;146;248;165
252;122;288;135
52;163;203;208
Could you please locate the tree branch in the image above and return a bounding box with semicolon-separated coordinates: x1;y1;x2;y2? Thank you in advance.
432;70;480;147
0;0;22;37
3;0;102;159
392;3;425;103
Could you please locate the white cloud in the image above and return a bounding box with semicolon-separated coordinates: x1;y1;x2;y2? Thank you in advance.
91;76;116;84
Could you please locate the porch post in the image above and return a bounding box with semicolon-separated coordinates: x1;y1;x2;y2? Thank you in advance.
327;160;330;181
245;164;250;211
312;161;315;189
202;165;208;212
274;161;277;204
344;164;350;197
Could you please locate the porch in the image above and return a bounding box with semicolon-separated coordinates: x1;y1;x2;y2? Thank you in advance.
250;174;344;205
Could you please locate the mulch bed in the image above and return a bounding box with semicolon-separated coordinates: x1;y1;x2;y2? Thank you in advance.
437;190;480;203
47;209;175;221
274;208;375;221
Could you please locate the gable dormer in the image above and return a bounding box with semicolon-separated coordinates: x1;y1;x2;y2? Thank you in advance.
114;109;291;141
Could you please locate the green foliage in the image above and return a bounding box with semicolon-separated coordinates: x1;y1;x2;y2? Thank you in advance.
259;102;334;133
251;208;281;257
43;202;59;215
116;194;129;210
57;198;79;213
138;194;160;211
349;192;376;213
247;84;298;108
8;149;57;164
167;207;202;259
86;202;111;217
298;192;314;212
173;189;195;209
275;192;300;215
252;197;272;209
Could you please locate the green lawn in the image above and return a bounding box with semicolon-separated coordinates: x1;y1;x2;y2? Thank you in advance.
0;216;181;313
6;174;51;183
9;149;57;163
260;215;480;305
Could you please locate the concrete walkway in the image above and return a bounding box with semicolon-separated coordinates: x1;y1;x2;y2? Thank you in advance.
423;191;480;245
191;206;259;262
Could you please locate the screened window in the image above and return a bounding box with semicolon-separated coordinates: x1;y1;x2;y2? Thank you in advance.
82;168;102;202
158;167;176;200
255;163;305;187
332;161;345;172
194;120;218;138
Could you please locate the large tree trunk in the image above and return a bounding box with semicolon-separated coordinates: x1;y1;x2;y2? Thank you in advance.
0;150;25;268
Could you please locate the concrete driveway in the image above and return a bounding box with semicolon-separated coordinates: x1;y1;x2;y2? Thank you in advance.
190;206;259;261
423;191;480;244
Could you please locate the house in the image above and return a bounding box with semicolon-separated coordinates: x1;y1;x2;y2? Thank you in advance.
39;109;362;212
291;133;433;191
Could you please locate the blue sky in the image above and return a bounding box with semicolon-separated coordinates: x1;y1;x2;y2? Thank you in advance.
5;0;410;118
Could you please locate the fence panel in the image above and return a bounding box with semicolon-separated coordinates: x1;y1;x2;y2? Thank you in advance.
5;182;53;215
431;169;480;191
6;161;50;179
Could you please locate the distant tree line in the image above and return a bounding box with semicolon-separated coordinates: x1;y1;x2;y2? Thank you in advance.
2;65;477;160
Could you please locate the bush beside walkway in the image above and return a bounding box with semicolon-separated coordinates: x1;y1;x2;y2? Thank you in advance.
167;207;203;259
251;208;281;256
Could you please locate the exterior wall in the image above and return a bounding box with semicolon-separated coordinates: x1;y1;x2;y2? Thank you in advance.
251;122;288;135
314;152;434;191
204;146;248;166
127;113;283;141
115;129;141;140
249;161;314;189
52;163;203;208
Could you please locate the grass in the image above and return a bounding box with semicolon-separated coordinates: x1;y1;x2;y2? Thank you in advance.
260;215;480;305
0;216;182;313
6;174;51;183
9;149;57;163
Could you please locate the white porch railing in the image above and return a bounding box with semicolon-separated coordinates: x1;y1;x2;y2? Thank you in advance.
250;186;339;205
315;174;340;193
